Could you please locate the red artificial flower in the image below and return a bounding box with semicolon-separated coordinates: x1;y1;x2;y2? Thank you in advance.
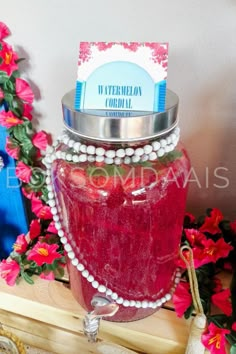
213;277;223;293
232;322;236;331
185;228;206;247
29;219;41;240
211;288;232;316
13;233;28;254
27;242;61;266
47;221;58;234
230;220;236;234
5;136;20;159
31;195;52;220
0;41;18;76
0;22;10;40
40;271;55;281
22;103;33;120
201;237;233;264
15;78;34;104
0;259;20;286
201;322;230;354
15;161;32;183
173;282;192;317
0;111;23;128
32;131;49;150
199;208;223;235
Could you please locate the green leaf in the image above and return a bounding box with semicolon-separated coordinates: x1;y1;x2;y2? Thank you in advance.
230;344;236;354
159;150;183;165
41;186;49;203
21;138;34;153
12;123;27;142
45;261;58;271
184;304;194;319
3;79;15;93
29;169;45;189
10;97;24;117
0;57;3;65
0;43;2;50
136;161;153;167
11;70;20;78
4;92;13;105
21;271;34;285
0;71;9;84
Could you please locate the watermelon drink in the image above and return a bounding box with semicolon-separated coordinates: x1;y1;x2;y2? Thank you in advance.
51;142;190;322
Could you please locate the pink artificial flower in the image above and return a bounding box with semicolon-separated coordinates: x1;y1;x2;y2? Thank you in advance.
13;233;28;254
5;136;20;159
31;195;52;220
199;208;223;235
21;187;36;200
0;22;10;40
211;288;232;316
0;111;23;128
32;131;49;150
201;322;230;354
15;161;32;183
27;242;61;266
173;282;192;317
22;103;33;120
184;228;206;247
15;78;34;104
0;41;18;76
47;221;58;234
29;219;41;240
0;259;20;286
40;271;55;281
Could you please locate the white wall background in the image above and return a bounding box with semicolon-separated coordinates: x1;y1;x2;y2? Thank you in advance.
1;0;236;218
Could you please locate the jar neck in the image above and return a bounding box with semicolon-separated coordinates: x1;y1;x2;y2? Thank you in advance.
62;126;180;149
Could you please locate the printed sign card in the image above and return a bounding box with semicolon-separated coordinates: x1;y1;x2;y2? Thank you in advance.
75;42;168;112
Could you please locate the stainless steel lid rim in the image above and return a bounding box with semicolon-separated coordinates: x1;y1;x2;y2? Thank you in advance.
62;89;179;142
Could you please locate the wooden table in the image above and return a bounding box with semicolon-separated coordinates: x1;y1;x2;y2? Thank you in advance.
0;277;196;354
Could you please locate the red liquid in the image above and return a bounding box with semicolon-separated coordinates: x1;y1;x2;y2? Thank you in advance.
52;145;190;321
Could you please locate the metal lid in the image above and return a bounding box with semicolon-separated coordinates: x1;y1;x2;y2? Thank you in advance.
62;89;179;143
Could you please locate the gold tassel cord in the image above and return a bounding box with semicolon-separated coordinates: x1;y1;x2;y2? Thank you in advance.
180;245;207;354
